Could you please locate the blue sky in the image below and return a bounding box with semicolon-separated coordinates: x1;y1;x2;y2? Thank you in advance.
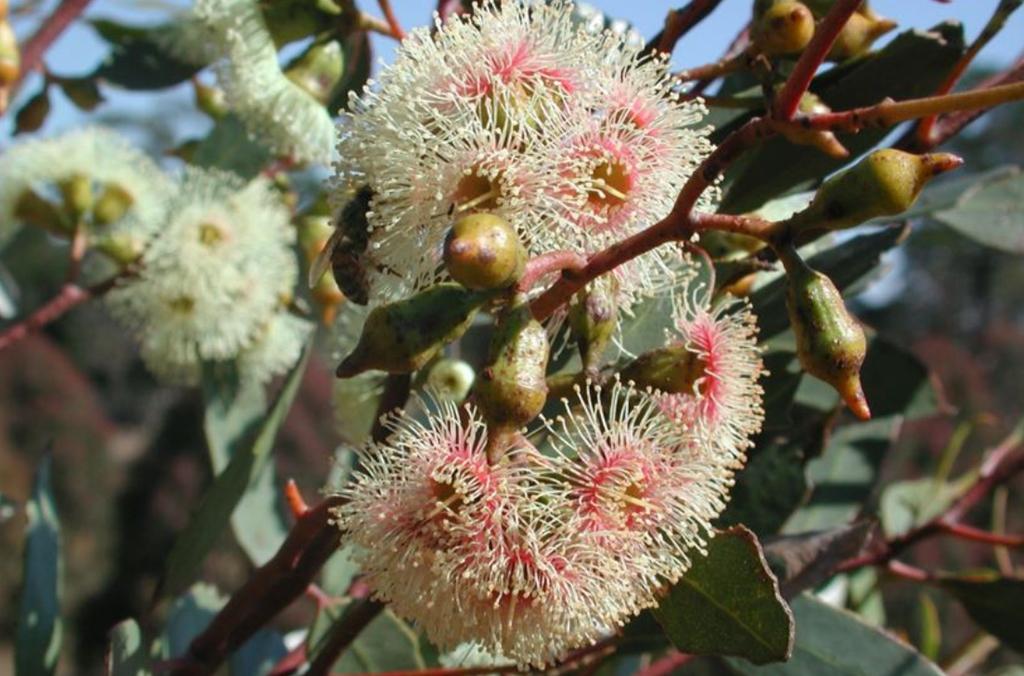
5;0;1022;140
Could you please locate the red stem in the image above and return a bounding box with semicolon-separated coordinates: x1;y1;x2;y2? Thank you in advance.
0;278;114;352
517;250;587;293
10;0;92;95
773;0;864;120
939;522;1024;548
635;651;695;676
307;597;385;676
377;0;406;40
646;0;725;57
177;497;346;675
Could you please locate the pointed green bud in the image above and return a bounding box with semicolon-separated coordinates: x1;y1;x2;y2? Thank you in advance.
336;283;485;377
93;183;135;226
752;1;815;56
427;358;476;403
621;344;706;396
15;189;68;234
474;303;550;436
828;11;897;61
193;78;228;119
443;212;527;291
781;93;849;158
59;173;93;223
568;275;618;373
785;149;963;235
0;21;18;86
781;248;870;420
94;232;144;265
285;40;344;105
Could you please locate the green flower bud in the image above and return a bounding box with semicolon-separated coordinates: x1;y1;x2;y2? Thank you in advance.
193;78;228;119
14;88;50;134
285;40;344;105
443;212;526;291
59;173;93;223
94;232;144;265
568;275;618;373
93;183;135;226
14;189;67;234
782;93;849;158
828;11;896;61
474;303;550;436
752;1;815;56
427;358;476;403
0;21;18;86
782;249;870;420
785;149;963;235
621;344;706;396
336;283;485;377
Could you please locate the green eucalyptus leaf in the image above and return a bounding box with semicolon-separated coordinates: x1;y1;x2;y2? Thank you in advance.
163;583;224;657
229;629;288;676
653;526;794;664
16;456;63;676
193;115;273;180
859;337;941;421
935;167;1024;254
726;594;943;675
308;601;426;673
879;472;975;538
938;572;1024;653
158;344;311;598
90;20;202;90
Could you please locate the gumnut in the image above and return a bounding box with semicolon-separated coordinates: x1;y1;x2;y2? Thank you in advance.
193;78;228;119
780;246;870;420
783;149;963;236
336;283;485;377
568;274;619;374
93;183;134;226
473;302;550;458
0;20;17;86
828;10;897;61
443;212;527;291
59;173;93;223
752;1;816;56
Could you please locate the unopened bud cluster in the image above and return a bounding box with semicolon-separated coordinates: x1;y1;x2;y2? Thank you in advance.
751;0;896;60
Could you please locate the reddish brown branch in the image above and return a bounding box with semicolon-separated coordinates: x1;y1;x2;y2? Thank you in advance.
177;497;346;675
645;0;725;57
9;0;92;97
773;0;864;120
838;442;1024;573
517;250;587;293
939;522;1024;548
377;0;406;40
0;275;118;353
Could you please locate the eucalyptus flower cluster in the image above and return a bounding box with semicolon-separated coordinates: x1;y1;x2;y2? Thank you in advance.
331;0;715;308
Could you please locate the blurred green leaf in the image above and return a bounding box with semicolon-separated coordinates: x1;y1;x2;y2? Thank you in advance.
163;583;223;657
16;456;63;676
90;20;202;90
749;225;908;340
105;619;150;676
762;522;874;599
879;472;974;537
727;594;943;675
916;593;941;661
721;24;965;213
320;545;360;596
0;261;18;319
785;417;899;533
57;76;105;112
847;567;886;627
309;602;426;672
159;345;311;598
230;629;288;676
935;167;1024;254
859;337;940;421
939;572;1024;653
193;115;273;180
653;526;794;664
202;363;288;566
14;87;51;135
328;30;372;114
